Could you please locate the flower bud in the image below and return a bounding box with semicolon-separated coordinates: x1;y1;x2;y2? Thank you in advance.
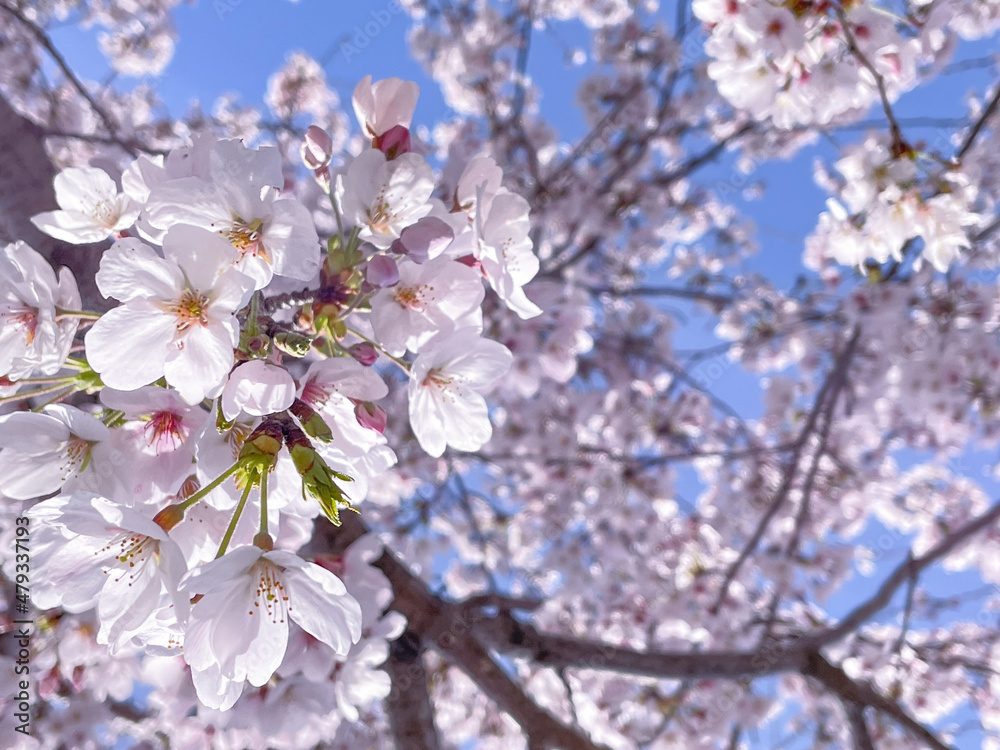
354;401;387;434
300;125;333;169
348;342;379;366
153;503;186;532
289;397;333;443
391;216;455;264
373;124;411;160
456;254;482;270
288;440;356;526
272;330;315;357
237;419;284;476
366;255;400;288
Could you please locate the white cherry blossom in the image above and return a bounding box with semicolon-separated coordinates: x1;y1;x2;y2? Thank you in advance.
0;405;110;500
0;241;80;381
179;546;363;710
339;150;435;249
369;256;485;356
28;492;189;654
143;139;320;288
31;167;140;244
408;329;512;457
85;226;254;404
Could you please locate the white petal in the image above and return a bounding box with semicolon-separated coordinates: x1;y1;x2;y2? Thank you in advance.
164;324;236;404
85;304;173;390
95;238;184;302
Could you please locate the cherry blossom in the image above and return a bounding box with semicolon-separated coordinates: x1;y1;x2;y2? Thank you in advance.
143;139;321;288
31;167;140;244
7;4;1000;748
0;241;80;382
408;329;513;457
179;545;363;710
352;75;420;140
339;149;436;249
28;492;189;654
0;406;111;500
369;255;485;356
85;226;254;403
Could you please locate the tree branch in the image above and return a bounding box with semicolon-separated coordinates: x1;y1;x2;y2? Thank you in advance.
805;497;1000;648
842;700;876;750
385;630;442;750
474;615;809;679
805;652;954;750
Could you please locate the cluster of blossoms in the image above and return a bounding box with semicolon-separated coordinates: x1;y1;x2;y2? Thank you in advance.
691;0;1000;132
806;132;982;271
0;76;540;713
692;0;924;128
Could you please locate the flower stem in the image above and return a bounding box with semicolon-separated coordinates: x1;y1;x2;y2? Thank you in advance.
11;375;78;385
31;387;77;411
178;462;242;512
0;381;76;405
217;478;255;558
55;309;102;321
329;191;344;240
259;470;269;538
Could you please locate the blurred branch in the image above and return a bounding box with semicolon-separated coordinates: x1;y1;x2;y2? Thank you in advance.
0;2;135;156
956;80;1000;161
842;701;876;750
805;652;954;750
385;630;442;750
712;325;861;610
805;497;1000;648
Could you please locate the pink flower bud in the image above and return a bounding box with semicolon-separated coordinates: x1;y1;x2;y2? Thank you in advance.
456;254;482;270
354;401;387;434
313;165;331;191
300;125;334;169
373;124;412;159
391;216;455;264
348;342;379;366
366;255;400;287
353;76;419;139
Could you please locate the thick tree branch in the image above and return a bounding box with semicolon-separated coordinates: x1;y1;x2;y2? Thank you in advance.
385;630;442;750
474;615;810;678
842;701;876;750
315;516;609;750
805;653;954;750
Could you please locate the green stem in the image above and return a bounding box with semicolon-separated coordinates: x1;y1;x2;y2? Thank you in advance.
31;387;76;412
55;309;102;320
329;191;344;239
11;375;78;385
0;381;77;405
178;462;242;512
336;286;370;321
216;478;255;558
259;470;269;537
